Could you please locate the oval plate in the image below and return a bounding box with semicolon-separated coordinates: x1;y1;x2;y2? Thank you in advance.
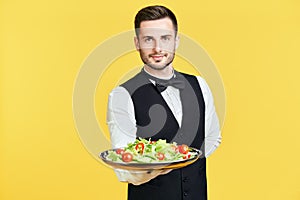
99;148;202;170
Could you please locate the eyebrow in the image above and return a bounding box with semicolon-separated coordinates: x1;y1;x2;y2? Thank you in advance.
161;35;172;38
142;36;154;39
141;35;173;39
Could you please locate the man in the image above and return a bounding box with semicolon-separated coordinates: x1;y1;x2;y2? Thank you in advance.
107;5;221;200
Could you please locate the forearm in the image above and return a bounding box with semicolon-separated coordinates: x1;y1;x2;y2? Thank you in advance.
204;102;221;157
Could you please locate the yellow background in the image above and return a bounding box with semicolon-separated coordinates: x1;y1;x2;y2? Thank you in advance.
1;0;300;199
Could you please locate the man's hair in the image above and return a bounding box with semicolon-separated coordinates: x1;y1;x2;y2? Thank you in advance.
134;5;178;36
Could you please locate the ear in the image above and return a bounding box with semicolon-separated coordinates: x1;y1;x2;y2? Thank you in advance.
134;36;140;50
175;35;180;50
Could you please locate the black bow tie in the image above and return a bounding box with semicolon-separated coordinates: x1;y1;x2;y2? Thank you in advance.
141;69;185;92
155;83;168;92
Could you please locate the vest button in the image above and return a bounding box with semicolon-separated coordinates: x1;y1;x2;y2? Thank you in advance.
184;192;188;196
183;177;188;182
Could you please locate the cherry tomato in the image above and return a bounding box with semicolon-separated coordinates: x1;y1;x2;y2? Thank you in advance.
135;143;145;154
122;152;133;162
178;144;189;154
183;154;191;159
116;148;125;155
156;152;165;160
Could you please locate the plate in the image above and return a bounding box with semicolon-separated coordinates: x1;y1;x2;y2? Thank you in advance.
99;148;202;170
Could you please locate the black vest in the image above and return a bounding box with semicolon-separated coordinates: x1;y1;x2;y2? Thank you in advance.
121;71;207;200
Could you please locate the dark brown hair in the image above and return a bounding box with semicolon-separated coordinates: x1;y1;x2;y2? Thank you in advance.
134;5;178;35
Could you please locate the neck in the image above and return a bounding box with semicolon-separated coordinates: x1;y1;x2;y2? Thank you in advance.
143;64;174;79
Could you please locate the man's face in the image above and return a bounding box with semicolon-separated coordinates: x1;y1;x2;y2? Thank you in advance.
135;17;179;71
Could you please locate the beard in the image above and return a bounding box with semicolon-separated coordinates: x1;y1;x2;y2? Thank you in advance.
139;49;176;71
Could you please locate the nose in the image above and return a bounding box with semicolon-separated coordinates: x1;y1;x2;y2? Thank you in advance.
153;40;161;52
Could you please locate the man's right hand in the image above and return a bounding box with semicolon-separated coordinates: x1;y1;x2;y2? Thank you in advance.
121;169;172;185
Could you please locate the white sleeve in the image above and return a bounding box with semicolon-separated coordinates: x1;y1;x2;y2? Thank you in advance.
107;86;137;148
107;86;137;181
196;76;222;157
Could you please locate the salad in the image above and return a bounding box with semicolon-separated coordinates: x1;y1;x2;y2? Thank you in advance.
106;138;197;163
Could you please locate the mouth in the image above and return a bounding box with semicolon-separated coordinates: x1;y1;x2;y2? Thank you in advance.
150;54;165;62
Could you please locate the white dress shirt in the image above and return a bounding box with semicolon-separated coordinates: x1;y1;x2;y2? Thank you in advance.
106;71;221;183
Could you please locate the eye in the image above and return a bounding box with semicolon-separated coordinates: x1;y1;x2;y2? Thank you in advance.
144;37;153;43
161;36;171;41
